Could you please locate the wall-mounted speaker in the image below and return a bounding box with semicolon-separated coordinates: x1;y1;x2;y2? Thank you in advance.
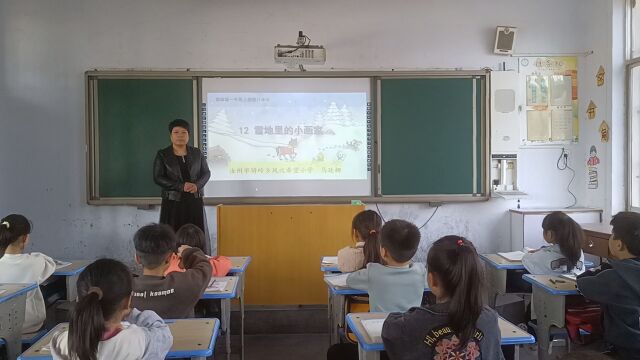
494;26;518;55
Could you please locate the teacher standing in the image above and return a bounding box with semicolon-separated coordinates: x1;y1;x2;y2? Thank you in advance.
153;119;211;236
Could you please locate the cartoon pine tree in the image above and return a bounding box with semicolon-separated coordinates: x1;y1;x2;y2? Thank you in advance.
340;105;352;126
208;109;234;135
325;102;344;124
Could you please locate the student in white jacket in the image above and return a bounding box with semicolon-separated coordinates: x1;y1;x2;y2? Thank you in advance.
50;258;172;360
522;211;586;276
0;214;56;333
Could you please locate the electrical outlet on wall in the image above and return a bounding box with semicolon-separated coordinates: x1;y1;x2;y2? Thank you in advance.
562;148;570;157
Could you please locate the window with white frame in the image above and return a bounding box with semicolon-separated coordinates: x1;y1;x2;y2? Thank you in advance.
630;0;640;210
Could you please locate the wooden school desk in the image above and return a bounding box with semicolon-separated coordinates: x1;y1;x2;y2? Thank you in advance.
51;261;90;301
201;276;238;356
324;274;430;345
581;223;613;258
0;283;38;360
227;256;251;360
18;318;220;360
346;312;535;360
480;254;527;308
522;274;578;359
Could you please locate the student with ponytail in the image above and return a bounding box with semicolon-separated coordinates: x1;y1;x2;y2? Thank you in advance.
382;236;504;360
522;211;586;275
51;259;172;360
0;214;56;334
337;210;383;272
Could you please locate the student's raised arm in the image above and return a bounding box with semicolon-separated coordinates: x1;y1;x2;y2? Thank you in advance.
346;266;370;291
32;252;56;283
126;308;173;360
180;246;213;294
578;269;640;307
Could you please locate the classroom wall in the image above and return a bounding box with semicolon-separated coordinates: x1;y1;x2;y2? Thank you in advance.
579;0;627;220
0;0;608;263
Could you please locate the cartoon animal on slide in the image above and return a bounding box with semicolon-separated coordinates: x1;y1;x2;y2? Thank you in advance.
276;138;298;161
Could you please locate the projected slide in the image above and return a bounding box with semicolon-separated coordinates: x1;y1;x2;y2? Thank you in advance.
202;78;372;197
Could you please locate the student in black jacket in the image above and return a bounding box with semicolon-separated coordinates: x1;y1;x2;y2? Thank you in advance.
382;236;504;360
577;211;640;360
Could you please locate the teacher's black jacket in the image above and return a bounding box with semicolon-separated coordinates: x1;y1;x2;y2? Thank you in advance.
153;145;211;201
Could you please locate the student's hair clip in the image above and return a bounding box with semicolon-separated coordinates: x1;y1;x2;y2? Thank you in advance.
0;221;9;229
457;239;464;246
88;286;104;300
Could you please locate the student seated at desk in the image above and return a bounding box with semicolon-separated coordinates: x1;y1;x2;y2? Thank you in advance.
165;223;232;277
382;236;504;360
522;211;586;276
337;210;383;273
50;258;172;360
346;219;426;312
132;223;212;319
0;214;56;334
577;212;640;360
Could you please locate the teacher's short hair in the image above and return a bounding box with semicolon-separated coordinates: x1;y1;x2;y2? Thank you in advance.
133;223;177;268
168;119;190;133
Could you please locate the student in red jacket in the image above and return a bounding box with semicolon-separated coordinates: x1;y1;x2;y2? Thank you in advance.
164;224;232;277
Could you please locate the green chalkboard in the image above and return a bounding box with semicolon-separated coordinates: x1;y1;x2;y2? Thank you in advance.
97;79;194;198
380;77;485;196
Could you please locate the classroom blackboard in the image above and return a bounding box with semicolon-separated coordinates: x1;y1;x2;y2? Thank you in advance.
95;78;195;199
379;77;485;197
87;71;488;204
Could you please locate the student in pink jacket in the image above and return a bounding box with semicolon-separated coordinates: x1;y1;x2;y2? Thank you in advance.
337;210;383;273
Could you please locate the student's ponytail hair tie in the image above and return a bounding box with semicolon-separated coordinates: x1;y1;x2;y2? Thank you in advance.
1;221;9;229
456;239;464;246
88;286;103;300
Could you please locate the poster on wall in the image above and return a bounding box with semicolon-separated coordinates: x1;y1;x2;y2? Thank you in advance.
596;66;605;87
599;120;610;143
519;56;579;143
587;145;600;190
587;100;597;120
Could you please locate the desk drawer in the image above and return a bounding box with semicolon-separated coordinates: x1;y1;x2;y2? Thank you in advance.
583;235;610;258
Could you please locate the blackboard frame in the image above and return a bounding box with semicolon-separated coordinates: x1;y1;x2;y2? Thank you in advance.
85;70;490;205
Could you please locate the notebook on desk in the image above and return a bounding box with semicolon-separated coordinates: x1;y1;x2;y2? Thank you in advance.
498;251;525;262
560;273;577;282
325;273;349;288
362;319;385;343
322;256;338;264
207;279;228;292
54;260;71;270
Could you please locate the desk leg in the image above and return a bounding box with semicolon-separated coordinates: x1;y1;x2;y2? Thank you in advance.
484;266;506;308
531;287;566;359
327;289;334;345
334;295;345;345
221;298;231;354
358;345;380;360
191;357;206;360
66;274;79;301
0;294;27;360
238;272;245;360
514;344;520;360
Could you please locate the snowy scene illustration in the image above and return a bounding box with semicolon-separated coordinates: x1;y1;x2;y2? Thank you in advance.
206;92;369;181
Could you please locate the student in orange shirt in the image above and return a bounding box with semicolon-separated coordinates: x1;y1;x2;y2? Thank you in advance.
165;224;232;277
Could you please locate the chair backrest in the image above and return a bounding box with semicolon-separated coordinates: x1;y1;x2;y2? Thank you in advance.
550;258;584;272
344;295;370;343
